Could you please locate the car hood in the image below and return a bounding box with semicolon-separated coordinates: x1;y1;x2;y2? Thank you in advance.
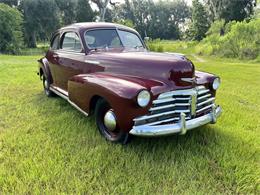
86;50;195;91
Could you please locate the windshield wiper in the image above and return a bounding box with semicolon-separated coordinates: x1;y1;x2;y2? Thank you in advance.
89;45;110;52
134;45;144;49
89;47;102;52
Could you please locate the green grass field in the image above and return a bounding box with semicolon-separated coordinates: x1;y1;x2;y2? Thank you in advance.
0;49;259;193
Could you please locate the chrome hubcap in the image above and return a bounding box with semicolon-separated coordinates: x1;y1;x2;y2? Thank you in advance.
104;110;117;131
44;79;48;89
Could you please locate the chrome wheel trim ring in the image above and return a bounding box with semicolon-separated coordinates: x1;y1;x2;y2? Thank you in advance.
104;110;117;131
43;78;50;95
44;79;48;89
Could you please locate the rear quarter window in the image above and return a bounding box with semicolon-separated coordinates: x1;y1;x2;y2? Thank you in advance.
61;32;82;52
51;34;59;50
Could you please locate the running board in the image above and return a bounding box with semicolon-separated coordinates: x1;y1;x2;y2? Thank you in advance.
49;86;89;117
50;85;68;100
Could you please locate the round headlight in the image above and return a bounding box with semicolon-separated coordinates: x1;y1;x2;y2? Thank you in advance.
137;90;151;107
212;78;220;90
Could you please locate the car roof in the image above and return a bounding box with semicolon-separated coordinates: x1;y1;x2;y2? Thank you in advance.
59;22;137;33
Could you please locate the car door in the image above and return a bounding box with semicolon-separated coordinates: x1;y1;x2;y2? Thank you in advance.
46;33;60;87
54;31;86;91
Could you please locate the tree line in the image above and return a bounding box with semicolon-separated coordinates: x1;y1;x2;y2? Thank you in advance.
0;0;257;54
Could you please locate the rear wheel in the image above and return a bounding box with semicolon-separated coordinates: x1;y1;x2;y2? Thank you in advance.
42;75;55;97
95;99;129;144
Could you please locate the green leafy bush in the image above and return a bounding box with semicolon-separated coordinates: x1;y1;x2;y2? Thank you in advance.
147;39;197;54
0;3;24;54
147;39;162;52
196;19;260;60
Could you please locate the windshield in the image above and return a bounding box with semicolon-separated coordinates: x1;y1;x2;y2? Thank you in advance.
84;29;144;50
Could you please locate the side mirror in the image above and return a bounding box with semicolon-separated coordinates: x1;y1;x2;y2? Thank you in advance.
144;37;150;42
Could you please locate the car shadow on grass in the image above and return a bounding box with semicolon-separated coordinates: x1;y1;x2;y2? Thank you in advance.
126;125;223;157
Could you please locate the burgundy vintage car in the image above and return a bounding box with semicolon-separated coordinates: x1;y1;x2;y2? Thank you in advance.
38;22;222;144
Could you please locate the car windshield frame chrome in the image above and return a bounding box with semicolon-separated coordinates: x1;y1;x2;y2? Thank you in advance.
83;28;146;51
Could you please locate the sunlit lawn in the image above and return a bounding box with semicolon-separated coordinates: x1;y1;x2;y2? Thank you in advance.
0;48;259;193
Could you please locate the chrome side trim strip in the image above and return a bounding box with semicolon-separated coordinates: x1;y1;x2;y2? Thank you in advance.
50;86;68;100
68;100;89;117
57;51;86;56
50;85;68;96
49;86;89;117
84;60;100;65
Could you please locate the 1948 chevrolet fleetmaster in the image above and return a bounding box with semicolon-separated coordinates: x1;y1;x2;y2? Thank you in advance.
38;22;222;144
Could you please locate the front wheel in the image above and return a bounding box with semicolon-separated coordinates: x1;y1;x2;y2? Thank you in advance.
42;75;55;97
95;99;130;144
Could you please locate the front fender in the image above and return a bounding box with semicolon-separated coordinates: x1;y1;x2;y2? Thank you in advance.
195;71;217;85
195;70;219;96
68;72;163;132
38;57;53;83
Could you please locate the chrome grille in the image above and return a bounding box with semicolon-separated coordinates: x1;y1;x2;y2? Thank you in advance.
134;86;215;126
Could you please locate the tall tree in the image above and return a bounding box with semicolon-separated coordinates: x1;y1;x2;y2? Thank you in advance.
0;0;18;7
148;0;191;39
91;0;115;21
190;0;210;40
55;0;77;25
204;0;257;22
113;0;134;23
0;3;23;53
114;0;190;39
254;2;260;18
75;0;95;22
131;0;154;37
21;0;60;48
121;0;135;22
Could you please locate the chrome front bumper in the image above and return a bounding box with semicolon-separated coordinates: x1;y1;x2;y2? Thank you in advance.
129;105;222;136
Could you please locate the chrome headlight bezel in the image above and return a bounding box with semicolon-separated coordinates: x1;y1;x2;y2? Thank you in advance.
137;90;151;107
212;78;220;90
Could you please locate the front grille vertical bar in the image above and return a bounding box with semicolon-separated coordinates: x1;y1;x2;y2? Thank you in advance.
190;89;197;117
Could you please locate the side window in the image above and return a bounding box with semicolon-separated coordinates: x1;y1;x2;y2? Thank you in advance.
51;34;59;50
61;32;82;52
